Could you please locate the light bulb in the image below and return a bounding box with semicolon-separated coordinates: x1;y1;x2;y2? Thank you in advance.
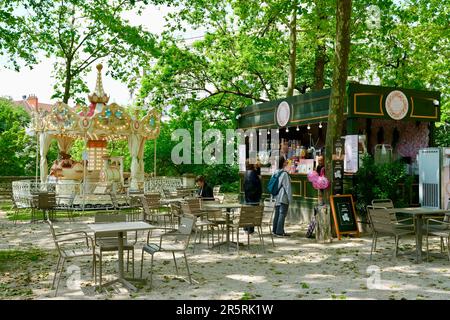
286;127;289;133
268;130;271;135
296;126;299;131
276;129;279;134
259;131;262;136
307;124;311;130
319;122;323;129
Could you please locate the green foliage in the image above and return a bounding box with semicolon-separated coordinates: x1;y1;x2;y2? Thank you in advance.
143;118;240;192
0;0;38;70
435;123;450;147
240;292;256;300
203;164;239;192
354;155;413;213
3;0;158;104
0;98;36;176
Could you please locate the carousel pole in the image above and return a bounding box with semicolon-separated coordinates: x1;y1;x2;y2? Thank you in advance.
34;110;40;185
35;129;39;185
82;133;87;211
154;138;157;177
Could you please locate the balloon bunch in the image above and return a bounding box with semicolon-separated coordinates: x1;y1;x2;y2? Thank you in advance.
307;167;330;190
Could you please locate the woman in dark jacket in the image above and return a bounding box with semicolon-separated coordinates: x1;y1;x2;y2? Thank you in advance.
243;160;262;234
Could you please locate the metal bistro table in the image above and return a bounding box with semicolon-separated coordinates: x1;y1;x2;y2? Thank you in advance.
386;207;450;263
202;202;242;250
88;221;156;291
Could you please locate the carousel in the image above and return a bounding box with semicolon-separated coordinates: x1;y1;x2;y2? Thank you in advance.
19;64;161;209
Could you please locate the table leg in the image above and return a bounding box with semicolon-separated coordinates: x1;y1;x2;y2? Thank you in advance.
118;231;124;279
415;215;423;263
117;231;138;291
226;211;230;250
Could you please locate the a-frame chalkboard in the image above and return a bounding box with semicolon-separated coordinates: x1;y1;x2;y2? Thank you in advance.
330;194;360;240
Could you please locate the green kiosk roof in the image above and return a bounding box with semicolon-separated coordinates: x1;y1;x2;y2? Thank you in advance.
238;83;441;129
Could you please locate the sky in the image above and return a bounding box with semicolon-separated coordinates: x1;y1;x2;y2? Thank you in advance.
0;3;204;106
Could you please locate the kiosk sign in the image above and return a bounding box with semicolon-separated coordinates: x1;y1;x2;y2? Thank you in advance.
276;101;290;127
386;90;409;120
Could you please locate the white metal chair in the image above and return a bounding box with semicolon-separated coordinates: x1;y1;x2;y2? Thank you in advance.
425;200;450;261
366;205;415;260
47;219;99;296
94;214;137;281
141;194;172;229
140;214;196;288
55;194;76;221
262;198;275;247
230;205;265;254
213;185;221;197
181;198;216;250
371;198;414;229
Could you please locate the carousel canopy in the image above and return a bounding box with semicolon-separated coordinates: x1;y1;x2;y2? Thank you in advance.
31;64;160;141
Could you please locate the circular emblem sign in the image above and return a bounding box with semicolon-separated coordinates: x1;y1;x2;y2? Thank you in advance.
276;101;290;127
386;90;409;120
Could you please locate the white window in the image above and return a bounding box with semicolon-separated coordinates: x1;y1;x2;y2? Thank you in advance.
87;146;106;171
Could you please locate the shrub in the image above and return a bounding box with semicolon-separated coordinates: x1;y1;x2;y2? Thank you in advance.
354;155;413;214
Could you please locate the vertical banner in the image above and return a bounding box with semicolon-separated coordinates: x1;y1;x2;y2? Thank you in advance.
344;135;358;173
238;144;246;172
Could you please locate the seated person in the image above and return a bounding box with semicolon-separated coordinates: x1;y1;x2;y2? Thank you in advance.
195;175;214;200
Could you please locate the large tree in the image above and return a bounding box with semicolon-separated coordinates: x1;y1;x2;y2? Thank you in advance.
324;0;352;202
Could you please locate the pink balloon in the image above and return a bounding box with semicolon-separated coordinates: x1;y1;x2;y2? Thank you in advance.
307;170;319;183
313;176;330;190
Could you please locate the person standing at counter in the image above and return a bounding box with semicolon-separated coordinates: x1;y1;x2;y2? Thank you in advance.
272;156;293;237
316;155;325;175
243;160;262;234
280;142;289;159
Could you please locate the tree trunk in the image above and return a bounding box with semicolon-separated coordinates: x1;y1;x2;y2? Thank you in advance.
313;44;326;91
286;0;298;97
63;59;72;104
324;0;352;204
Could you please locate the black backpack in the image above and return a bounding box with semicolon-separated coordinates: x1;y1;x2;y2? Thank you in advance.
306;212;317;238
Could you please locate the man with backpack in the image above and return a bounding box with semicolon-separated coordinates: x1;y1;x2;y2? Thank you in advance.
268;156;293;237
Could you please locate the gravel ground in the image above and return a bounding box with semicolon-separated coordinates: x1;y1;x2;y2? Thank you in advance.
1;209;450;300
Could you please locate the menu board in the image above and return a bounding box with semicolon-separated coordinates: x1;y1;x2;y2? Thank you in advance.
330;194;359;240
344;135;358;173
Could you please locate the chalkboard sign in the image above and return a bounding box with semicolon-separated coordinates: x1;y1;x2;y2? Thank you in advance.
330;194;359;240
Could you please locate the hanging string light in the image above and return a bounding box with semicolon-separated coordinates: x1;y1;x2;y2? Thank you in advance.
319;122;323;129
296;126;299;131
307;124;311;130
286;127;289;133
